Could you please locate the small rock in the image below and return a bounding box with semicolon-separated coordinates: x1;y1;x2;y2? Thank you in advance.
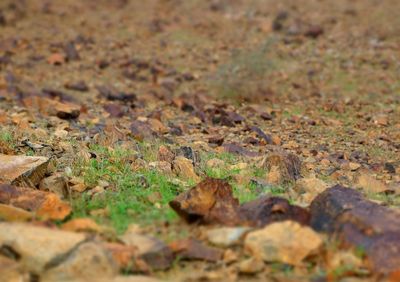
238;257;265;274
121;232;173;270
172;156;201;182
229;162;248;171
293;176;329;204
61;218;103;233
354;172;390;194
206;158;225;169
206;227;251;247
262;152;302;184
244;220;323;265
349;162;361;171
149;161;172;174
0;154;49;187
47;53;65;65
71;183;88;193
157;145;175;163
39;174;69;199
169;239;223;262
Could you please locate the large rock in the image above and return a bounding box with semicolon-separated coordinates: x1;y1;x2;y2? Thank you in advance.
42;241;118;282
0;154;49;187
0;223;86;273
0;255;28;282
310;185;400;274
244;221;322;265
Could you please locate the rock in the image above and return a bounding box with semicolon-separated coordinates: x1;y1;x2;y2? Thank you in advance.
47;53;65;65
354;172;390;194
172;156;201;182
149;161;172;174
0;184;71;220
22;96;80;119
206;227;251;247
262;152;302;184
42;241;118;282
304;25;324;38
293;176;329;204
222;143;259;157
238;257;265;274
0;154;49;187
61;218;103;233
244;221;323;265
329;251;362;271
310;185;400;274
169;239;223;262
0;255;27;282
39;174;69;199
130;120;157;141
0;222;86;273
0;203;33;221
121;232;173;270
208;135;224;146
110;276;164;282
148;118;169;134
103;242;137;271
239;196;310;227
169;178;241;225
206;158;226;169
157;145;175;163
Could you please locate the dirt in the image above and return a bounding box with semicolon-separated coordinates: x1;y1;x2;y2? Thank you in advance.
0;0;400;281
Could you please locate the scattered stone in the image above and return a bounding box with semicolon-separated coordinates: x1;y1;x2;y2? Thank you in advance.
208;135;224;146
206;227;251;247
169;239;223;262
244;221;323;265
222;143;260;157
0;222;86;273
0;154;49;187
310;185;400;274
121;232;173;270
0;184;71;220
39;174;69;199
172;156;201;182
262;151;302;184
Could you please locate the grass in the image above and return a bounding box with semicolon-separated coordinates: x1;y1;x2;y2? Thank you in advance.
0;128;15;154
71;145;181;234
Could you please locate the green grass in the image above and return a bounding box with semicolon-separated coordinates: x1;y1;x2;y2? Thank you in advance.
71;145;181;234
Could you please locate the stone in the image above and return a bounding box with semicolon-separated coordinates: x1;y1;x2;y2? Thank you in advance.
0;222;86;273
39;174;69;199
61;218;103;233
293;176;329;204
42;241;118;282
0;255;28;282
354;172;390;194
244;221;323;265
0;204;33;221
110;276;164;282
169;239;223;262
121;232;173;270
172;156;201;182
238;257;265;274
0;184;71;220
206;227;251;247
0;154;49;187
157;145;175;163
262;152;302;184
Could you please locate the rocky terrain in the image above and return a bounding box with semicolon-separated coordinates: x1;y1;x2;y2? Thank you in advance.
0;0;399;281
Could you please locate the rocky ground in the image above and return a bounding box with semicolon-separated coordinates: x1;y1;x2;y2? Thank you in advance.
0;0;400;281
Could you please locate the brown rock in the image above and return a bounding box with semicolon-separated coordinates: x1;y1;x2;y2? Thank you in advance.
172;156;201;182
0;184;71;220
238;257;265;274
169;178;241;225
0;203;33;221
121;232;173;271
47;53;65;65
354;172;390;194
61;218;103;233
0;255;28;282
39;174;69;199
0;222;86;273
310;185;400;274
262;151;302;184
0;154;49;187
42;241;118;282
244;221;323;265
169;239;223;262
239;196;310;227
157;145;175;163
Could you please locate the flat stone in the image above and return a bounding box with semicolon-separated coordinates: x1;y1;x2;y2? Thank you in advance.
206;227;251;247
42;241;118;282
0;222;86;273
0;154;49;187
244;220;323;265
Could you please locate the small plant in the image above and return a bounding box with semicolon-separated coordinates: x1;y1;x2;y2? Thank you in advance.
71;145;181;233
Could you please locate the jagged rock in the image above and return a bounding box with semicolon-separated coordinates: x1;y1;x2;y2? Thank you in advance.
39;174;70;199
172;156;201;182
262;151;302;184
